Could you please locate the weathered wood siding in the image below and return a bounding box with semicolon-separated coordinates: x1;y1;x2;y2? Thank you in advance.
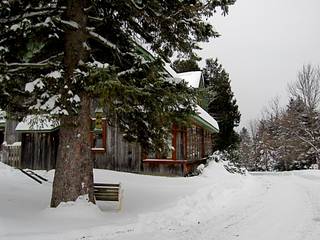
21;131;59;170
187;126;213;161
142;124;214;176
17;118;213;177
143;162;185;176
93;123;142;173
204;130;213;157
1;144;21;167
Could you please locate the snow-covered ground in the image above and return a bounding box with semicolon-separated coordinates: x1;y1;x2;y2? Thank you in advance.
0;161;320;240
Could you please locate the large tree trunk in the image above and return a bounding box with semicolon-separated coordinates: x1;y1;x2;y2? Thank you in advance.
51;0;94;207
51;95;94;207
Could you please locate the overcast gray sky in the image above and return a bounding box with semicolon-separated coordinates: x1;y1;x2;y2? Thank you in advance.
199;0;320;128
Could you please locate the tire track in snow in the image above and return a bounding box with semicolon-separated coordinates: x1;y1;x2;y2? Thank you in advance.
292;173;320;240
174;174;316;240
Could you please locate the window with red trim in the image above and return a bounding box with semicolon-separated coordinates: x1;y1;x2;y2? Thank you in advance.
90;117;106;152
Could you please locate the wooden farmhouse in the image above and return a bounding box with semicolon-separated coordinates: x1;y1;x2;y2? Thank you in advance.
0;65;219;176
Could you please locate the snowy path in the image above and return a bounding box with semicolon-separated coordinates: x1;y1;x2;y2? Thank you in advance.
197;173;320;240
1;162;320;240
96;172;320;240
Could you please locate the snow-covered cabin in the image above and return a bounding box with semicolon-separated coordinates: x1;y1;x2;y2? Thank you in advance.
12;67;218;175
8;45;219;176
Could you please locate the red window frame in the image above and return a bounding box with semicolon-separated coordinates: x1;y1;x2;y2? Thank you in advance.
90;117;107;153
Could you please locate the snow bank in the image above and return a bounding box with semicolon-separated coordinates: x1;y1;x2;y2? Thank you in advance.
0;160;254;240
41;195;103;220
136;161;251;232
0;162;13;171
292;170;320;181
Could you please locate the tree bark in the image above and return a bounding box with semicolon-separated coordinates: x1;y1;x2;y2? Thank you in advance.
50;0;94;208
51;95;94;207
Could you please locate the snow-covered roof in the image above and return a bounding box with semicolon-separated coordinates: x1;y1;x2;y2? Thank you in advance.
123;42;218;132
163;62;179;79
162;64;218;132
15;115;59;132
195;105;219;132
176;71;203;88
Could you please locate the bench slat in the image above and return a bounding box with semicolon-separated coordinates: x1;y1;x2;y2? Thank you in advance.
94;183;120;187
95;198;119;201
95;188;119;191
95;196;119;200
95;192;119;196
95;192;118;195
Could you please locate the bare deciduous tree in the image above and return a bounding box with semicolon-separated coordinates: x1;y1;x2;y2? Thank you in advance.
288;64;320;112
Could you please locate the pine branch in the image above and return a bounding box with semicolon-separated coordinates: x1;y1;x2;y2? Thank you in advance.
128;0;145;11
39;53;64;64
26;6;66;12
117;67;137;77
88;16;104;22
0;9;63;24
0;62;57;68
84;6;93;12
146;6;162;18
51;19;123;55
1;62;59;73
87;31;123;55
52;18;79;30
0;38;7;45
128;19;154;42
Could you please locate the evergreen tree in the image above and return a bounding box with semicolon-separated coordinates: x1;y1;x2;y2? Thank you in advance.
243;95;320;172
202;58;241;150
238;127;253;170
282;97;320;169
171;56;200;73
0;1;236;207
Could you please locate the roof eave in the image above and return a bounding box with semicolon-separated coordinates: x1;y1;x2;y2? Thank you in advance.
191;115;219;133
15;126;60;133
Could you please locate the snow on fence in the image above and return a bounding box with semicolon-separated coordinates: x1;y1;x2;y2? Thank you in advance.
0;143;21;168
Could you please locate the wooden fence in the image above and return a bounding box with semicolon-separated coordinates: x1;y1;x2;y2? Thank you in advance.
0;144;21;168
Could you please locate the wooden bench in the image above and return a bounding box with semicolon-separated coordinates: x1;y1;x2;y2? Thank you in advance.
94;183;123;210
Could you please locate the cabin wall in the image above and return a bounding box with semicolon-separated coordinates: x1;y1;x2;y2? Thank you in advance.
21;131;59;170
93;124;142;173
204;131;213;157
176;130;187;160
142;124;215;176
17;118;214;177
143;163;185;176
187;126;202;161
186;126;214;162
89;101;214;176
